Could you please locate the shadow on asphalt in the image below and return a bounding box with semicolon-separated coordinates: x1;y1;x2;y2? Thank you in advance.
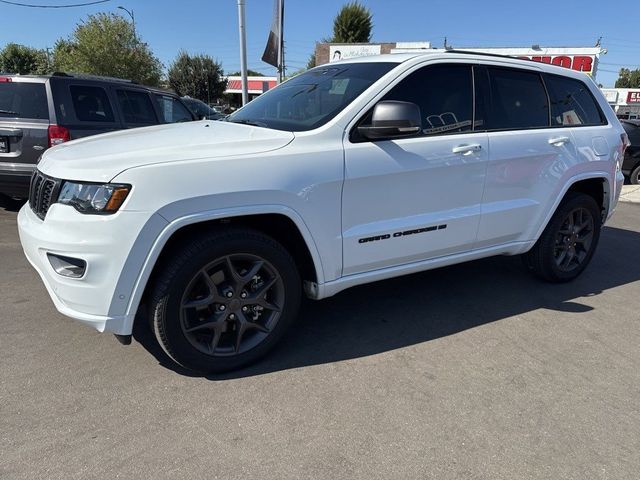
133;224;640;380
0;194;26;212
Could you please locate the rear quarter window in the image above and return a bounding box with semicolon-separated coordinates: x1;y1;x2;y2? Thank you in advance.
69;85;115;123
0;82;48;120
544;74;606;127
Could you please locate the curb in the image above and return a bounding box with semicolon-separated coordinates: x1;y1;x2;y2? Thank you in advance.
619;185;640;204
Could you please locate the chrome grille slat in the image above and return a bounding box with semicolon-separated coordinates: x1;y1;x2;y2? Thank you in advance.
29;171;61;220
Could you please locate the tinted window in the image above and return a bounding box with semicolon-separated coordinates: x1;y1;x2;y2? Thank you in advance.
154;95;193;123
544;75;605;126
228;62;395;132
69;85;114;123
116;90;157;125
381;64;474;135
487;68;549;130
0;82;48;120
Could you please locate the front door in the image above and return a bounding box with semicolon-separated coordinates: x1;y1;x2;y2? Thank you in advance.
341;63;488;276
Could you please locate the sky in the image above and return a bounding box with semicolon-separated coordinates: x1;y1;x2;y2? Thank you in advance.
1;0;639;87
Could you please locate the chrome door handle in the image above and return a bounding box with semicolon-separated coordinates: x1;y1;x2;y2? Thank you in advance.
452;143;482;155
548;136;570;146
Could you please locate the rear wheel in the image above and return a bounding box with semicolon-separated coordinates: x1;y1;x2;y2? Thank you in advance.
522;192;601;283
149;229;301;373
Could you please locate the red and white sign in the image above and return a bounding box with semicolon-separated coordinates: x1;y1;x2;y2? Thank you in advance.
627;91;640;104
517;55;594;74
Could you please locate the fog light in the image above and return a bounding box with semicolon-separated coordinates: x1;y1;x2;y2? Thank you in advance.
47;253;86;278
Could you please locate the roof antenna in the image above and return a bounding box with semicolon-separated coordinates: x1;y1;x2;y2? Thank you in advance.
595;36;602;47
444;37;452;51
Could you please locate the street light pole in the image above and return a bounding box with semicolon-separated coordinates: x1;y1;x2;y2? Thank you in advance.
118;6;136;43
237;0;249;106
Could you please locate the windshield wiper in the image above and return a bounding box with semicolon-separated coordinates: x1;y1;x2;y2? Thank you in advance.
227;119;268;128
0;109;19;115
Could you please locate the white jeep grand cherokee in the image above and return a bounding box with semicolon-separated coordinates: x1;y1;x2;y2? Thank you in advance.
18;52;627;372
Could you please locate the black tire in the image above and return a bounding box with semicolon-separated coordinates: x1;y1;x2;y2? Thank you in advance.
522;192;602;283
149;228;301;373
630;164;640;185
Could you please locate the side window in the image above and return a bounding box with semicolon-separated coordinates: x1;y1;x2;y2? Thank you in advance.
486;68;549;130
380;64;474;136
116;89;157;125
69;85;115;123
544;74;605;126
154;95;193;123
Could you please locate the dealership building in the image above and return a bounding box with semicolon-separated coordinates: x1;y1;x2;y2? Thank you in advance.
600;88;640;119
314;41;606;80
224;75;277;107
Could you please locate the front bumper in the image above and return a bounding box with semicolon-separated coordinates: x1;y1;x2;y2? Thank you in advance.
17;203;154;334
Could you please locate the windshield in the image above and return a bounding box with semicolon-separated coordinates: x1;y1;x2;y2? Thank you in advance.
228;62;395;131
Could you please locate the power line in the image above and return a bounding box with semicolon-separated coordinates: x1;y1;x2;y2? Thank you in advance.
0;0;109;7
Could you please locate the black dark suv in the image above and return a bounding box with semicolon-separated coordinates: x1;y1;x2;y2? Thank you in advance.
621;120;640;184
0;73;195;198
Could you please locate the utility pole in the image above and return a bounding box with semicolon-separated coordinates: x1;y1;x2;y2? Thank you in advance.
277;0;284;83
237;0;249;106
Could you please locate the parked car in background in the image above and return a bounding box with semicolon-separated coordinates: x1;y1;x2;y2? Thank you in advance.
621;120;640;184
0;73;195;198
181;96;226;120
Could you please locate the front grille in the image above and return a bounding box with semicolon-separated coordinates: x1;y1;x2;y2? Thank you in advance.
29;171;61;220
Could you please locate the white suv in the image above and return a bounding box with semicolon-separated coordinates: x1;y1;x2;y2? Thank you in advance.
18;52;627;372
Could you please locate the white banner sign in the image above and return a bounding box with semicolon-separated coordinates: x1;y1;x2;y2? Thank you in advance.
329;45;381;62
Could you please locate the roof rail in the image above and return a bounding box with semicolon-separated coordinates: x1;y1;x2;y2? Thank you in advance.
51;72;138;84
446;49;534;62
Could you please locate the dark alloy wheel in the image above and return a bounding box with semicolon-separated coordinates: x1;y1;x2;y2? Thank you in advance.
523;192;602;283
149;229;301;373
552;207;595;273
180;254;285;356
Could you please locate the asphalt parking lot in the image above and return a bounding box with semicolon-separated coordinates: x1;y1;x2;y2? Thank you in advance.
1;196;639;480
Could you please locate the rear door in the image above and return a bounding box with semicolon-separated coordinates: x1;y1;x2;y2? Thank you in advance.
476;65;579;247
0;77;49;169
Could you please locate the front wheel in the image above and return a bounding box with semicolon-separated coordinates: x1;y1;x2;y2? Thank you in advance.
630;164;640;185
522;192;602;283
149;229;301;373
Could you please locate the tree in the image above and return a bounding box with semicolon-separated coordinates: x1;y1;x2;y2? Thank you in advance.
0;43;49;75
168;51;227;104
52;13;163;86
305;2;373;70
229;69;264;77
331;1;372;43
306;53;316;69
615;68;640;88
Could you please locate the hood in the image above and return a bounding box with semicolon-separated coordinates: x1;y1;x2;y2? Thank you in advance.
37;121;295;182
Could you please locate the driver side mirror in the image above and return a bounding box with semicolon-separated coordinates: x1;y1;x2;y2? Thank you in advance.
357;100;422;141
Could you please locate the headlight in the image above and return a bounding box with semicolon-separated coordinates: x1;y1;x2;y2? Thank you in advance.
57;181;131;214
